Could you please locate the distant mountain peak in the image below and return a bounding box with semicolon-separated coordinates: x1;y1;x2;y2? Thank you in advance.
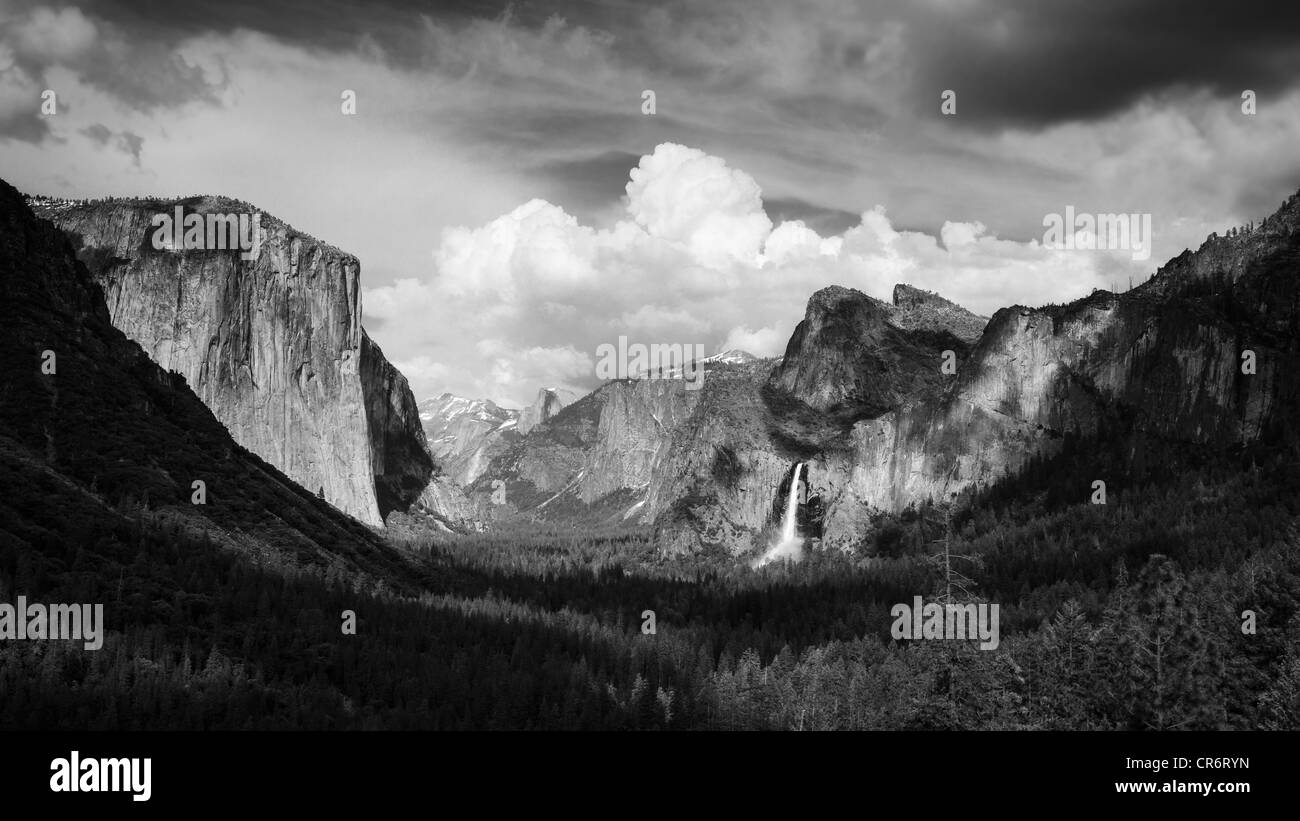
418;393;521;486
704;349;757;364
519;386;579;434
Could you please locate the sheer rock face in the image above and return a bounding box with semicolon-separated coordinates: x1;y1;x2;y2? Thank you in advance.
583;378;700;503
360;329;435;519
34;196;433;527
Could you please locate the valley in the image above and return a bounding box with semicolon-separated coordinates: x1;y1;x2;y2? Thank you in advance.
4;177;1300;731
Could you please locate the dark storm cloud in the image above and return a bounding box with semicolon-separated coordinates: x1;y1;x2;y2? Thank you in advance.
64;0;1300;134
907;0;1300;128
89;0;629;53
0;2;224;142
87;0;506;66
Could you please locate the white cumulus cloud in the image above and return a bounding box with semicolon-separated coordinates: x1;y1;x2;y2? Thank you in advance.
365;142;1140;407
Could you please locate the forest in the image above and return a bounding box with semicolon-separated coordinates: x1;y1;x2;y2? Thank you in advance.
2;424;1299;731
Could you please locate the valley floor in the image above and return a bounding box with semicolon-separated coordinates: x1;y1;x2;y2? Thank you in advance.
4;441;1299;730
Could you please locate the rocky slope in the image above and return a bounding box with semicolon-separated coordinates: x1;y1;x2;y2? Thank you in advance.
30;195;434;527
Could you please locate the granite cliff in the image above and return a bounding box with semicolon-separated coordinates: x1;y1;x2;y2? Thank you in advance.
0;179;420;582
31;195;433;527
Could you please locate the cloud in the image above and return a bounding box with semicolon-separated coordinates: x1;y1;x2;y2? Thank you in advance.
476;339;595;402
625;143;772;267
80;123;144;165
364;143;1138;407
526;150;643;223
76;0;1300;133
10;6;97;61
906;0;1300;128
0;55;51;142
721;324;792;358
763;196;862;237
5;0;1299;412
0;2;223;143
7;0;1299;274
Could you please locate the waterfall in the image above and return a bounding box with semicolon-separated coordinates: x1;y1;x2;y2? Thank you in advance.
755;462;804;567
778;462;803;544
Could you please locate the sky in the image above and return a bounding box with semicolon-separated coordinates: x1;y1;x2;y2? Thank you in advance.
3;0;1300;407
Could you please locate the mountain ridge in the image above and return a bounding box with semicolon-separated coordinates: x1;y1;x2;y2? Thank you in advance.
464;187;1300;558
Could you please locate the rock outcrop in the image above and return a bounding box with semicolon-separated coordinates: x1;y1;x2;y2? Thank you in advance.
769;285;983;417
33;195;434;527
518;387;578;434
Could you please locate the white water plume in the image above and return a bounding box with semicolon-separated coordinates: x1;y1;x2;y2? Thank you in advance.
754;463;804;567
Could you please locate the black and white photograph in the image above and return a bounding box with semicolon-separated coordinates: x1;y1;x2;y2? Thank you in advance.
0;0;1296;804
